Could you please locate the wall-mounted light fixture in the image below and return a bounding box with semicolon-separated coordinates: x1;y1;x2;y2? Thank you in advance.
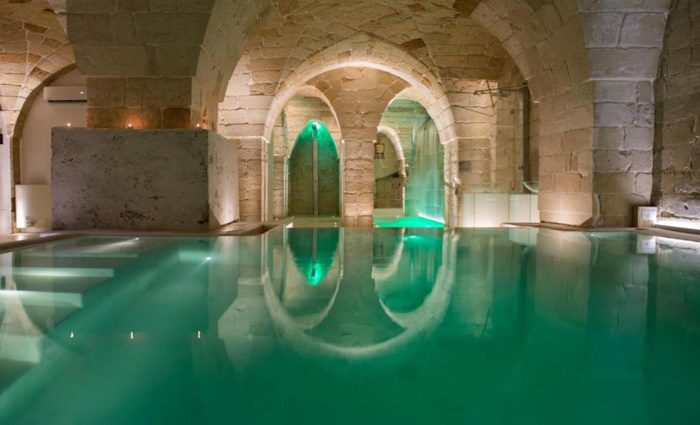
374;140;385;159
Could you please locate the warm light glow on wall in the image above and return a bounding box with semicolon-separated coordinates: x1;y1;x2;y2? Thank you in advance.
656;218;700;232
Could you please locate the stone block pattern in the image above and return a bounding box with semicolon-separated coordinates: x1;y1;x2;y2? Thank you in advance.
52;128;238;231
375;177;403;209
654;0;700;222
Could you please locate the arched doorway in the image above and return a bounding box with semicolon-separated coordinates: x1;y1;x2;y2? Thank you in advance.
375;99;445;227
288;120;340;217
373;132;404;210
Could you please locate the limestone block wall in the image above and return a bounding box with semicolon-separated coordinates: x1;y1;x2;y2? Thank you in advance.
654;0;700;222
374;177;403;209
374;133;402;210
218;54;272;139
449;81;499;194
581;0;670;226
52;128;238;231
66;0;221;129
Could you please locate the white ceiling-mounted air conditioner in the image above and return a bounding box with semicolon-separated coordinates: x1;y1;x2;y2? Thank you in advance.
43;86;87;102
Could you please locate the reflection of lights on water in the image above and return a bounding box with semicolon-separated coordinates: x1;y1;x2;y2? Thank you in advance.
418;213;445;224
306;262;325;287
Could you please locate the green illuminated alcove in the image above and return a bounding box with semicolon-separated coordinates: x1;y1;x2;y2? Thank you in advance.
288;228;340;286
289;121;340;216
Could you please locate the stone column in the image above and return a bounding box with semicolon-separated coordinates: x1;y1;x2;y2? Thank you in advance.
309;68;408;227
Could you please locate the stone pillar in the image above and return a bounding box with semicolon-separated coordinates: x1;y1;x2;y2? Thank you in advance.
237;137;266;222
309;68;408;227
582;3;669;226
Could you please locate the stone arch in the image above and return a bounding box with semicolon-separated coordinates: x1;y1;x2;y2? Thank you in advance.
264;34;456;147
10;64;77;186
197;0;276;121
377;125;405;164
286;85;343;152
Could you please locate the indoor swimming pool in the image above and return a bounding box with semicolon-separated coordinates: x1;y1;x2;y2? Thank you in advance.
0;228;699;424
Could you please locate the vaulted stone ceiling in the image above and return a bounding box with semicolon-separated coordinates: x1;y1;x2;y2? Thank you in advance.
242;0;510;94
0;0;72;136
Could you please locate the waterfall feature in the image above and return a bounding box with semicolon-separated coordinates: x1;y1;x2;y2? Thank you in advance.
405;119;444;223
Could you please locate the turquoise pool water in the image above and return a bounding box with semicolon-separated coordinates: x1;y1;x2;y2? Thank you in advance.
373;216;444;228
0;228;699;424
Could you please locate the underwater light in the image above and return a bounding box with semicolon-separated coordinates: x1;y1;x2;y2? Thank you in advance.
305;262;326;287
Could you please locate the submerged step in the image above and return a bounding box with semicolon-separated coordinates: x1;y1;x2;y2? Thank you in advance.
22;251;139;259
0;290;83;310
0;335;43;364
0;267;114;279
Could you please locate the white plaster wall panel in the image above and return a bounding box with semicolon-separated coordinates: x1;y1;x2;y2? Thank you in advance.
474;193;509;227
52;128;237;231
15;185;52;232
530;195;541;223
20;69;87;185
459;193;476;228
509;194;534;223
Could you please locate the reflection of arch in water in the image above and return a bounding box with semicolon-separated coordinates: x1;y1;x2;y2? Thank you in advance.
0;278;45;364
373;230;444;327
262;229;459;369
277;228;343;330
